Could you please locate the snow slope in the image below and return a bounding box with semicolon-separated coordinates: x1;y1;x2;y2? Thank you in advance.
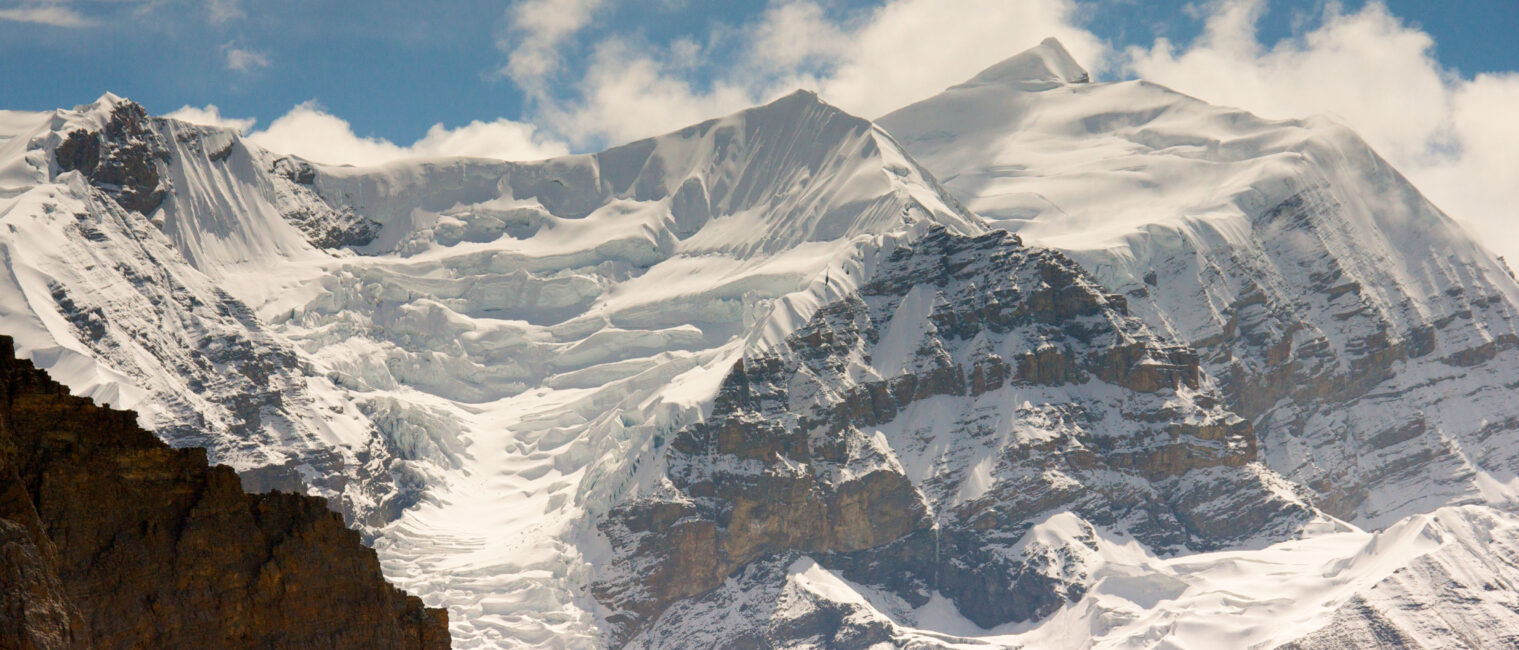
881;38;1519;529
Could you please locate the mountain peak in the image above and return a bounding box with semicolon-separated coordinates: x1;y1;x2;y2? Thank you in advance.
757;88;844;119
75;91;128;115
965;37;1089;89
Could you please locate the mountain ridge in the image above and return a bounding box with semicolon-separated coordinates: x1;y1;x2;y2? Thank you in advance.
881;45;1519;528
2;37;1519;647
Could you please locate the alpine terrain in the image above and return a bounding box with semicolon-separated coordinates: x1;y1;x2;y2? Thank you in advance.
3;37;1519;649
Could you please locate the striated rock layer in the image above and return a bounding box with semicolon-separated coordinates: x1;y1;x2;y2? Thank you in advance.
596;226;1312;646
0;335;449;649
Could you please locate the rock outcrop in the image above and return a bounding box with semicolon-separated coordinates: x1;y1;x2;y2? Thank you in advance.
0;336;450;649
595;227;1312;645
54;101;170;215
267;155;382;249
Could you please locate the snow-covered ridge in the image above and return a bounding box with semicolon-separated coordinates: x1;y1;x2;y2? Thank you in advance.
960;36;1090;89
881;42;1519;528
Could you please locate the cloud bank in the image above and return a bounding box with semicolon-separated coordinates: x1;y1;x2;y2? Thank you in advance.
170;101;569;166
165;104;258;134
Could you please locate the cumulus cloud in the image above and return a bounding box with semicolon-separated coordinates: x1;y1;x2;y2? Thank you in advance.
538;39;759;150
1125;0;1519;263
165;104;257;134
0;4;92;27
242;101;570;166
538;0;1106;148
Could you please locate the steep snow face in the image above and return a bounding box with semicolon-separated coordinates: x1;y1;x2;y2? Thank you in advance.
1;91;979;647
962;36;1090;89
880;42;1519;528
1280;505;1519;649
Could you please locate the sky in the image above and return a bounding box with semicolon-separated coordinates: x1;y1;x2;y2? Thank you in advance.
1;0;1516;259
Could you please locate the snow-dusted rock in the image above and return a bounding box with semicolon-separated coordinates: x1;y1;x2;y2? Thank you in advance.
601;225;1310;644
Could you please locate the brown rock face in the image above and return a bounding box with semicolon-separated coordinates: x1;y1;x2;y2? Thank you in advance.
0;336;450;649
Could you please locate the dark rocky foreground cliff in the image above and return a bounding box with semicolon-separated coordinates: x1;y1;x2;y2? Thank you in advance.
0;336;450;649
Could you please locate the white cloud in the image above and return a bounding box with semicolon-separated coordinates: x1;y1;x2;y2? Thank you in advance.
165;104;257;134
243;101;571;166
0;4;93;27
1125;0;1519;264
747;1;847;72
223;44;270;72
539;38;759;150
500;0;607;89
802;0;1105;118
207;0;241;24
533;0;1106;148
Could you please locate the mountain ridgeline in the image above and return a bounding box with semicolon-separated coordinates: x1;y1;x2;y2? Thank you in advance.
1;37;1518;648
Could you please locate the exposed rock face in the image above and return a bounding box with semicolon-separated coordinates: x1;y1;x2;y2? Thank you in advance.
0;335;450;649
54;101;170;215
596;227;1311;645
269;156;382;248
0;475;84;650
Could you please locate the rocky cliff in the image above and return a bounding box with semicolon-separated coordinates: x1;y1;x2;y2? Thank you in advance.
0;335;450;649
596;227;1312;646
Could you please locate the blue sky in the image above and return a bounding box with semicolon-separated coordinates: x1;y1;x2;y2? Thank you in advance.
0;1;1512;147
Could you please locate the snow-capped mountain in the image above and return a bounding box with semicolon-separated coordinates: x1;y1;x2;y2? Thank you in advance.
881;37;1519;646
882;39;1519;527
3;38;1519;649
